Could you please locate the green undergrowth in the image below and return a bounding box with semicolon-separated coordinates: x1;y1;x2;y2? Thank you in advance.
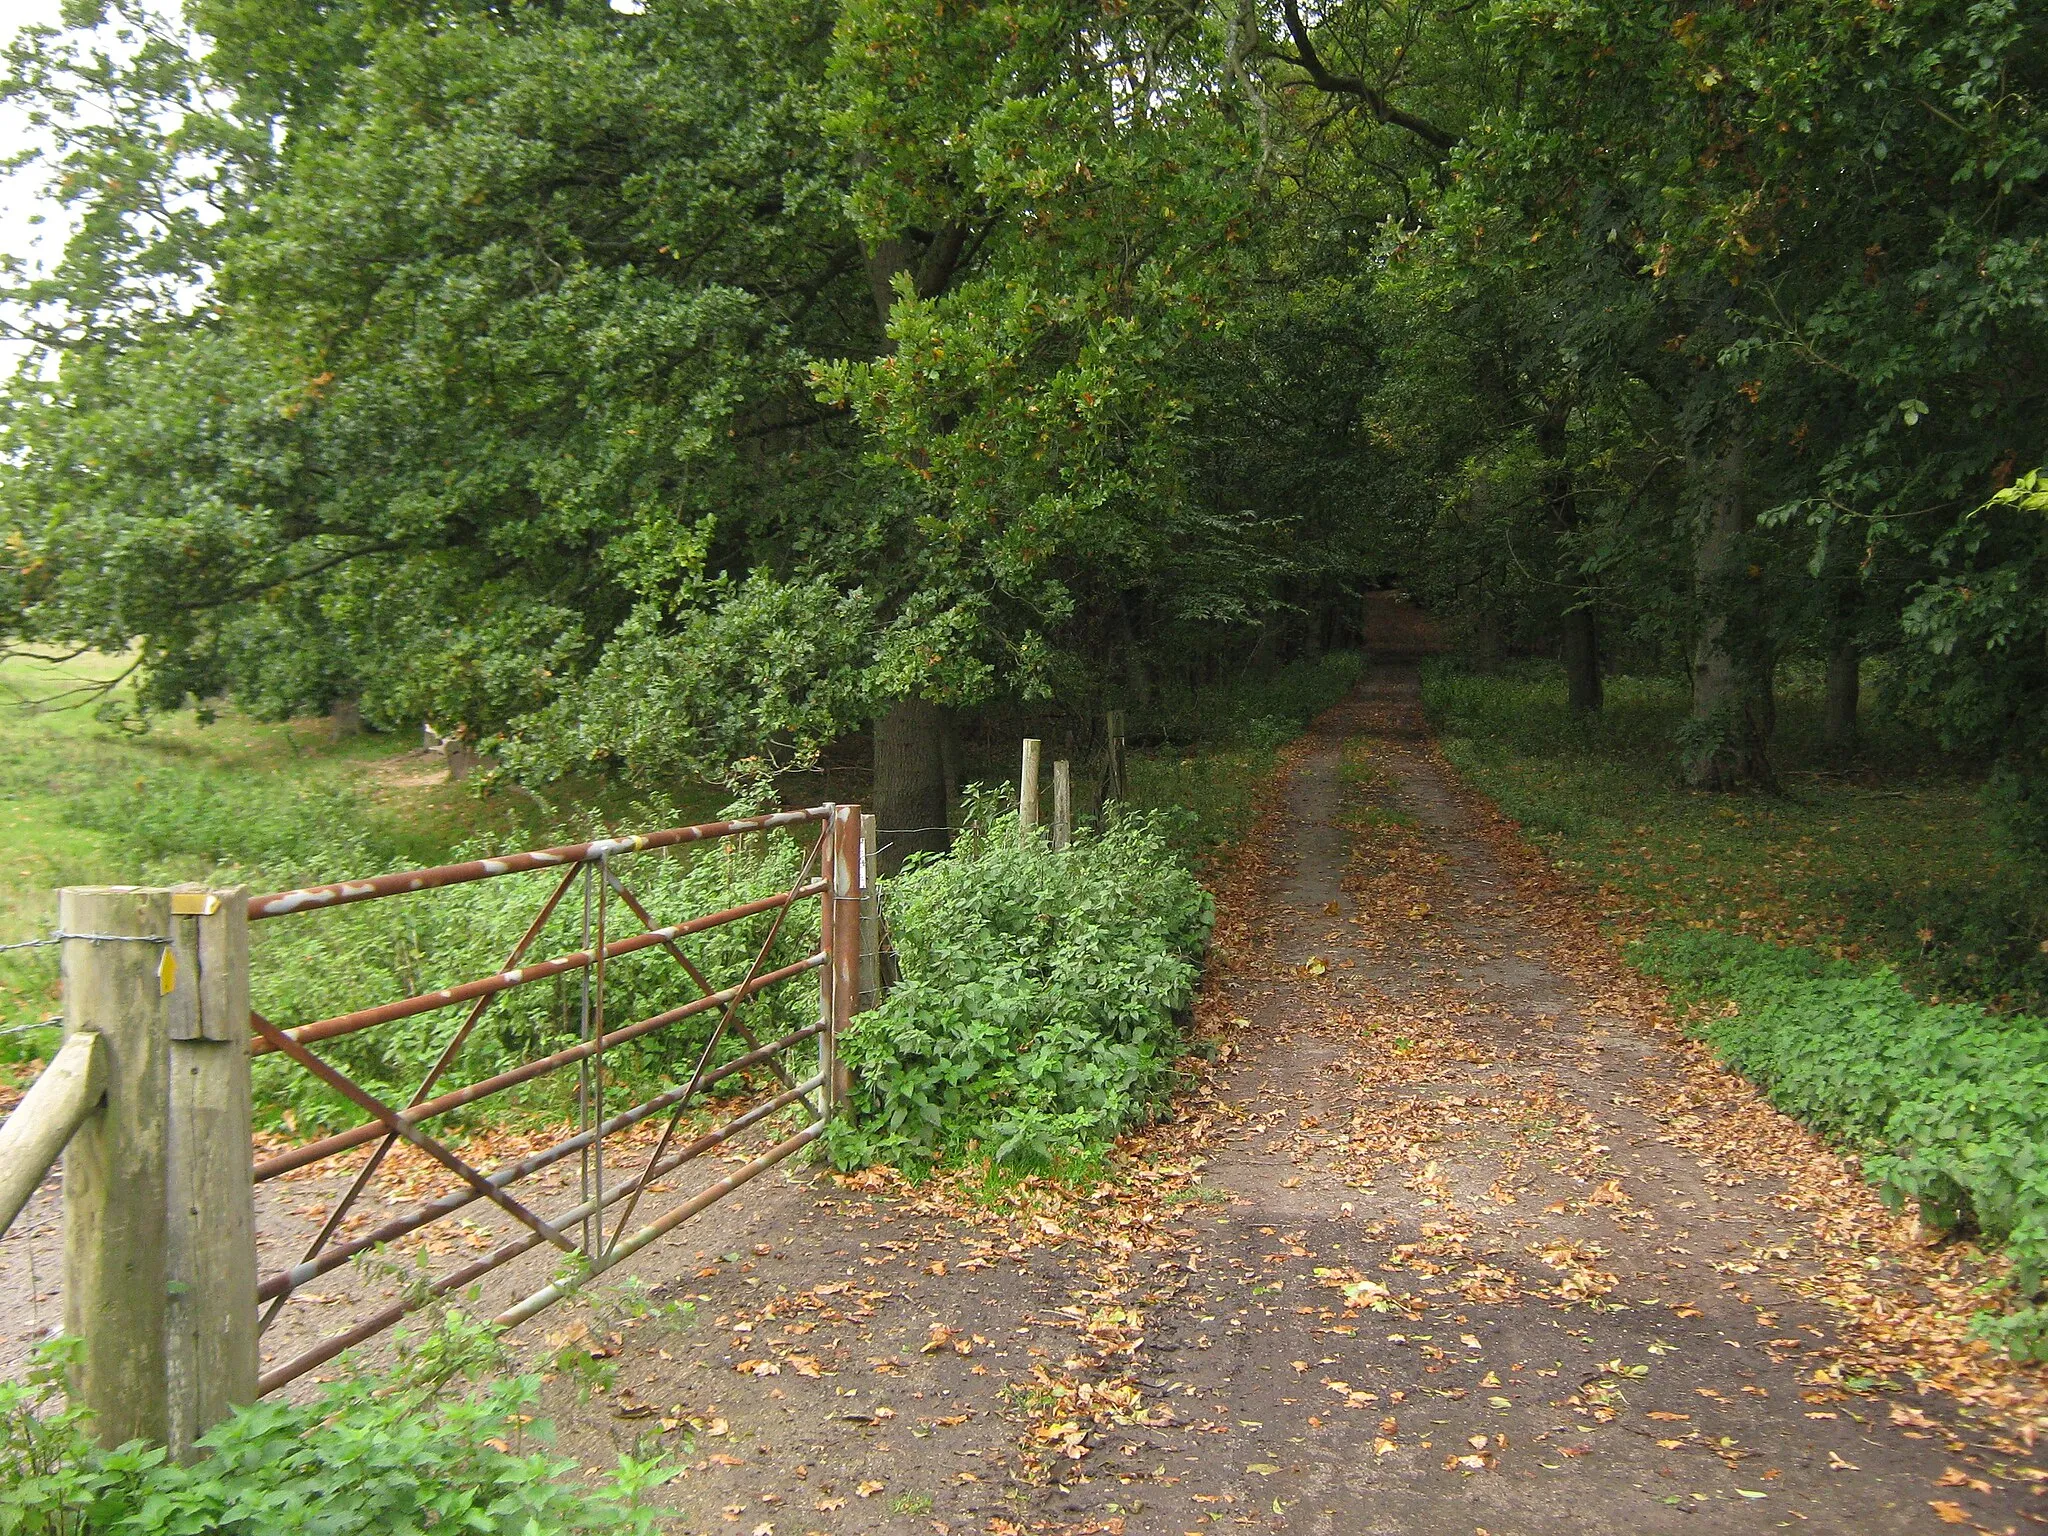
1637;928;2048;1358
829;794;1214;1172
0;1318;667;1536
1420;659;2036;1009
1422;660;2048;1355
1137;650;1366;752
0;651;679;1049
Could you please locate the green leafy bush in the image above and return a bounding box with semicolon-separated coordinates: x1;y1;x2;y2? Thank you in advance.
0;1326;662;1536
1635;928;2048;1310
831;799;1214;1170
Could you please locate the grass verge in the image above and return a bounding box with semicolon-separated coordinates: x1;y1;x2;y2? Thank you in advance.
1640;928;2048;1356
1420;659;2037;1010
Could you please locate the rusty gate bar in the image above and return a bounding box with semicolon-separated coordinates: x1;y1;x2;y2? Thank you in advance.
245;803;862;1399
247;808;833;919
257;1078;825;1394
250;881;826;1055
256;1056;824;1304
253;956;826;1181
496;1121;824;1330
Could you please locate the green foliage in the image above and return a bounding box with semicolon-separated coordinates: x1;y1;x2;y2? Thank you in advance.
1969;1304;2048;1365
831;798;1213;1170
1635;928;2048;1314
503;577;880;785
1899;469;2048;863
0;1325;660;1536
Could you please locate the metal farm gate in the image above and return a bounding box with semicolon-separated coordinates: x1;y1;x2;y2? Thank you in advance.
0;802;873;1454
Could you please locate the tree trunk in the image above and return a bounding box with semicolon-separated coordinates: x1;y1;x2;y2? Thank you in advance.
1825;641;1861;752
863;225;972;865
1562;605;1603;714
938;707;962;822
1540;401;1602;714
1683;435;1775;790
873;698;950;875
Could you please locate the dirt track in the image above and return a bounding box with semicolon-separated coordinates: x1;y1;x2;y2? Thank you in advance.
524;660;2046;1535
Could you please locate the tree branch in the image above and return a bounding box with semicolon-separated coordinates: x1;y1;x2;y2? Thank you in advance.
1274;0;1458;154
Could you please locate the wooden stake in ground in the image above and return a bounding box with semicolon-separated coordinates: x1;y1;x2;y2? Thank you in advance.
1104;710;1127;807
61;887;173;1451
1020;739;1042;833
1052;760;1072;850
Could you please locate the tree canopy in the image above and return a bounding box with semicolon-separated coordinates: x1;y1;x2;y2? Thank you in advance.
2;0;2042;859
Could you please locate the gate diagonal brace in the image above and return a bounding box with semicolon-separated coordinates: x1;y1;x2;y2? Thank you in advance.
248;1013;578;1255
600;864;798;1096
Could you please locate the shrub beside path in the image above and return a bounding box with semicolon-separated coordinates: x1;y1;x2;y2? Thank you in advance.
563;658;2048;1533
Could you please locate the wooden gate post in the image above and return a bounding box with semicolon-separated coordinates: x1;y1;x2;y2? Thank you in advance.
165;887;256;1459
60;885;256;1457
1019;739;1042;833
825;806;863;1114
1051;761;1072;850
61;887;172;1450
858;814;881;1015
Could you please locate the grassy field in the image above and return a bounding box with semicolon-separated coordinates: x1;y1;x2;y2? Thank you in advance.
0;651;575;1044
1421;660;2038;1010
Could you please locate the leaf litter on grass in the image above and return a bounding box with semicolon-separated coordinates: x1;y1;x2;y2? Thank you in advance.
1436;737;2048;1452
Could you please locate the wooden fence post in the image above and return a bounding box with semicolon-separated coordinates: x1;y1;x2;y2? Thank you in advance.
859;814;881;1015
1104;711;1127;806
59;885;257;1458
1019;739;1042;833
1052;760;1072;851
61;887;173;1450
165;887;256;1460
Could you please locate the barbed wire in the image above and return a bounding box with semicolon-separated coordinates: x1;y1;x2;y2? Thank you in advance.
1;931;173;954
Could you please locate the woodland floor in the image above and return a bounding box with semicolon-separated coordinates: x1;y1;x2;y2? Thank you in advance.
9;658;2048;1533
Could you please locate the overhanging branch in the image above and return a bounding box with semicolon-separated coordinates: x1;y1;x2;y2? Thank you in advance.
1274;0;1458;154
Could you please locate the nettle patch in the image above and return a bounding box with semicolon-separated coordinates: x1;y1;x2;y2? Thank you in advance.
830;800;1214;1172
